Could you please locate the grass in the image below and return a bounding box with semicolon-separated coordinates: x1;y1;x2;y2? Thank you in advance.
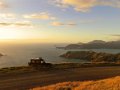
0;66;36;74
31;76;120;90
53;63;120;69
0;63;120;74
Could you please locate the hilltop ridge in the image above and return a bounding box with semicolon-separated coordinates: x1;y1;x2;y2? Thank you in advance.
57;40;120;49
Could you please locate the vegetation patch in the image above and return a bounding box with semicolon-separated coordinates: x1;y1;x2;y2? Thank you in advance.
31;76;120;90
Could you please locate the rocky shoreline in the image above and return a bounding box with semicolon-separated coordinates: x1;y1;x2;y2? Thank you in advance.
60;51;120;63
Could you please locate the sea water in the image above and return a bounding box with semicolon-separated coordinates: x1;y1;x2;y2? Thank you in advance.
0;43;120;68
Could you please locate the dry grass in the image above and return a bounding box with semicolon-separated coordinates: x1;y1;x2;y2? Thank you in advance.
31;76;120;90
0;63;120;74
0;66;36;74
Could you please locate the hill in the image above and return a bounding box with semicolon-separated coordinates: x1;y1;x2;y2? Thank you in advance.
32;76;120;90
57;40;120;49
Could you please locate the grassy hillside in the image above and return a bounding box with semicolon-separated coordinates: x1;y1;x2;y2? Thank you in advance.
31;76;120;90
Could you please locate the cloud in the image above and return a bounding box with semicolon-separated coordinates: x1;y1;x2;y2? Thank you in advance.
0;21;32;27
51;21;64;26
51;21;76;26
53;0;120;12
67;22;77;26
0;13;16;19
51;19;97;26
109;34;120;40
97;0;120;8
0;13;34;28
23;12;56;20
0;1;8;8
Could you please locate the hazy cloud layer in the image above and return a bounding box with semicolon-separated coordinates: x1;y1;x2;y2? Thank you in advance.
110;34;120;40
0;21;32;27
51;21;76;26
54;0;120;12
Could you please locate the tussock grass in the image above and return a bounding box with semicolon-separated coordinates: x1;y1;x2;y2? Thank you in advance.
31;76;120;90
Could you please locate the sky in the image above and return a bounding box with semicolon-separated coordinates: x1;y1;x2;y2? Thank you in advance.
0;0;120;43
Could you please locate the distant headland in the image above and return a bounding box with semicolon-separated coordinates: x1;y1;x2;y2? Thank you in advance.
0;53;3;57
56;40;120;49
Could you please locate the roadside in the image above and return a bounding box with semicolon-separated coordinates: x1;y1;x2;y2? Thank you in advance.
0;66;120;90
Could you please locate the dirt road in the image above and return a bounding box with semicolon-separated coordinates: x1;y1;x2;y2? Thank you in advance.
1;66;120;90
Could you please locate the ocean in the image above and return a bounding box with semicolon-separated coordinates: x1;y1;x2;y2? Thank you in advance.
0;43;120;68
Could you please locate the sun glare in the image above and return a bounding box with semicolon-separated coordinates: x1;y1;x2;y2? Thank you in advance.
0;28;21;39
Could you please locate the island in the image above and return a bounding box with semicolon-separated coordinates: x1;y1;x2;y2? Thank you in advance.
60;51;120;63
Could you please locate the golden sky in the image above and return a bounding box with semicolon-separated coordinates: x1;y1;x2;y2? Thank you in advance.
0;0;120;43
